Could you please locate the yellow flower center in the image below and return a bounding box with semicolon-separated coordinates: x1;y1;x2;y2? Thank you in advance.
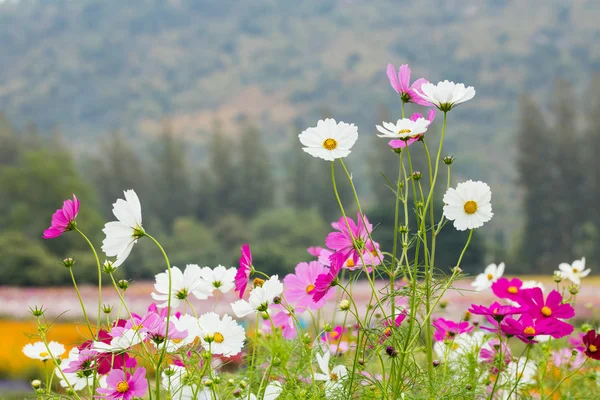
523;326;536;336
572;268;578;273
214;332;225;343
172;338;184;344
463;200;478;214
398;129;412;135
305;284;315;294
116;381;129;393
330;331;339;339
487;273;494;280
383;327;392;336
507;286;518;294
589;344;598;353
253;278;265;287
323;138;338;150
346;259;355;268
493;308;499;314
541;306;552;317
330;372;339;381
39;352;49;358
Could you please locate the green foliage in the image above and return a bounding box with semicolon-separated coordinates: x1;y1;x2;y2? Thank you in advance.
249;208;329;276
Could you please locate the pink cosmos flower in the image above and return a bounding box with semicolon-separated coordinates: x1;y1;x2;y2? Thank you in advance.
389;110;436;149
432;318;472;341
284;261;334;310
78;330;131;374
263;304;304;340
479;339;511;374
311;263;341;302
317;248;380;272
380;313;406;343
321;325;346;343
234;244;252;299
519;287;575;321
583;330;600;360
501;314;573;343
552;348;586;369
569;332;586;352
97;367;148;400
325;213;381;270
386;63;431;106
491;278;524;303
43;194;80;239
468;302;527;323
307;246;325;257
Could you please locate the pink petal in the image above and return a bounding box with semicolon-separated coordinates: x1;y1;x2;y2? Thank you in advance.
386;63;401;93
398;64;411;92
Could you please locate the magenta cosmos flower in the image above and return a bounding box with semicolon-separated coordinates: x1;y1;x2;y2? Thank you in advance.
491;278;524;303
284;261;334;310
469;302;526;323
311;263;341;302
234;243;253;299
317;248;380;272
388;110;436;149
43;194;80;239
432;318;472;341
519;287;575;321
97;367;148;400
501;314;573;343
583;330;600;360
325;213;381;270
386;63;431;106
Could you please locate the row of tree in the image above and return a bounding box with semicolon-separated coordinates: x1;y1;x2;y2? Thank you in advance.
0;109;488;286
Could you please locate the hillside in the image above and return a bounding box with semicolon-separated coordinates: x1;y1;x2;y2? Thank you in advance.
0;0;599;239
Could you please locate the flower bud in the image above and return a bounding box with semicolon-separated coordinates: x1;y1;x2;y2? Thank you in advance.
568;285;579;295
393;147;403;154
228;379;235;386
443;155;455;165
62;258;75;268
66;388;75;395
272;357;282;367
399;225;408;234
324;324;332;333
385;346;398;357
102;260;116;274
572;349;579;356
412;171;422;181
203;379;213;387
31;379;42;389
35;389;46;395
302;333;312;345
163;368;176;376
29;305;46;317
273;296;282;305
339;299;351;311
358;358;365;366
463;311;471;322
260;311;269;320
466;384;472;391
232;388;243;397
553;273;563;283
433;360;440;367
438;300;448;310
581;323;593;333
204;333;215;343
213;376;221;384
239;380;248;389
117;279;130;290
202;351;212;360
102;304;114;314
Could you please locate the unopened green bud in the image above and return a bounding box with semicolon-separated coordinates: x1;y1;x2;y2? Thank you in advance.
553;273;563;283
260;311;269;319
339;299;351;311
443;155;455;165
31;379;42;389
228;378;235;386
412;171;422;181
63;258;75;268
35;389;45;395
102;260;116;274
232;388;243;397
117;279;130;290
213;376;221;384
324;324;332;333
399;225;408;234
102;304;114;314
202;351;212;360
273;296;282;304
203;379;213;387
272;357;282;367
29;305;46;317
239;380;248;389
439;300;448;310
581;324;593;333
568;285;579;295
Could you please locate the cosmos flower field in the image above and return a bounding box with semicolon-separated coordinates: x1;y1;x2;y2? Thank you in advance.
18;63;600;399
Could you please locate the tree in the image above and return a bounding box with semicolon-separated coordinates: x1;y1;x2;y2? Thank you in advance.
234;123;275;218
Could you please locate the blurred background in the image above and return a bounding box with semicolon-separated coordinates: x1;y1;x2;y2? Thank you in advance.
0;0;599;390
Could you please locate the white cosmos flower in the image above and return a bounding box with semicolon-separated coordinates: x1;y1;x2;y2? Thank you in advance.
231;276;283;317
314;351;348;398
101;189;144;268
375;117;429;139
434;331;486;362
152;265;213;308
298;118;358;161
92;329;146;352
556;257;590;285
471;262;505;291
443;180;493;231
249;381;283;400
200;265;237;295
164;314;201;352
162;365;212;400
500;358;536;398
22;341;65;361
413;80;475;112
198;312;246;356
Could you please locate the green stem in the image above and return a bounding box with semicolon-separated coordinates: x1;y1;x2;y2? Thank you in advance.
146;233;172;400
68;267;94;337
75;227;102;338
390;151;404;322
545;359;588;400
